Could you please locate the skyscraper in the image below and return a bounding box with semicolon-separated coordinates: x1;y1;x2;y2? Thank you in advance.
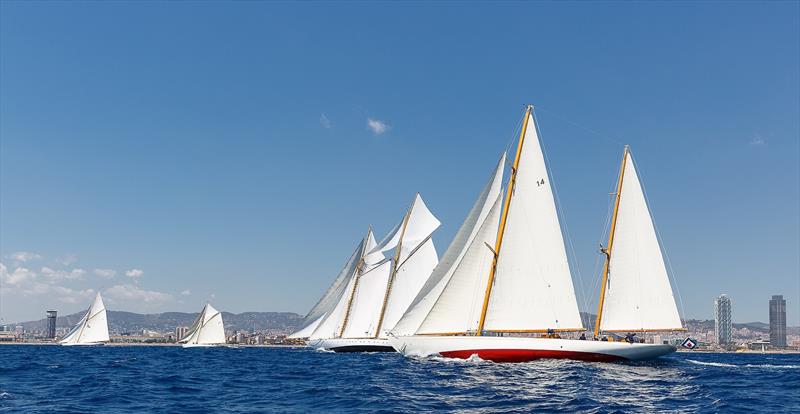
769;295;787;348
714;294;732;345
46;310;57;339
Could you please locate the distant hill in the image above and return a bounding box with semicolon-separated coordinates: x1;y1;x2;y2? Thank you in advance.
17;310;303;334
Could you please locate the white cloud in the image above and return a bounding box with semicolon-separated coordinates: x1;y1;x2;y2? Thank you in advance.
10;251;42;264
0;263;94;303
52;286;95;304
40;267;86;283
180;289;191;296
124;269;144;278
320;113;332;129
3;265;36;286
367;118;389;135
93;268;116;278
105;284;173;304
749;135;766;146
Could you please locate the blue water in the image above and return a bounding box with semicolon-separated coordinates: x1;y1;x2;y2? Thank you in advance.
0;346;798;413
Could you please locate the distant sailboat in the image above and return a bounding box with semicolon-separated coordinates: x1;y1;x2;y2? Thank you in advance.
179;304;226;347
389;106;683;362
308;194;440;352
60;292;110;346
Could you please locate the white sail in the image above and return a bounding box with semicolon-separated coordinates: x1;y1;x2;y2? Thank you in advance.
377;238;438;338
599;152;682;331
340;261;392;337
289;237;366;338
308;229;382;340
60;292;109;344
392;154;506;336
180;303;226;345
484;113;583;331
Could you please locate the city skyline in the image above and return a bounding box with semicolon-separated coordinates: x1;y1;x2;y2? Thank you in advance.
1;2;798;323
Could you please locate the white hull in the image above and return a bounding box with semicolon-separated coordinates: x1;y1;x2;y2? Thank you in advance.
60;342;105;346
388;335;676;362
308;337;395;353
181;343;221;348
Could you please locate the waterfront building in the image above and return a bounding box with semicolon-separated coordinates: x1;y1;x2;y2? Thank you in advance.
714;294;732;345
769;295;787;348
46;310;57;339
175;326;189;342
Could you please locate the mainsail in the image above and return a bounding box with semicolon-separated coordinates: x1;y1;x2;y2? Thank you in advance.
180;303;226;345
596;149;682;332
483;111;583;332
393;154;505;336
60;292;110;344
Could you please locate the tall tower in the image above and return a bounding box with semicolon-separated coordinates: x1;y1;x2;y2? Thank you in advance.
46;310;57;339
769;295;787;348
714;294;732;345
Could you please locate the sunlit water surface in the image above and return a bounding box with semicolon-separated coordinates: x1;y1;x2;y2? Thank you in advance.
1;345;798;412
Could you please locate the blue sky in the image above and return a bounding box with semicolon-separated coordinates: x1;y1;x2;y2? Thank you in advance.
1;2;797;325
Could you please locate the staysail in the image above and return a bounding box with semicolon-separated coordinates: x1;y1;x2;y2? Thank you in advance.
393;154;506;336
483;110;583;332
288;237;366;338
596;149;682;332
60;292;110;344
308;228;381;340
180;303;226;345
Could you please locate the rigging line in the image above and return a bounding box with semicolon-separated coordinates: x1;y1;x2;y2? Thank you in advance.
535;106;625;147
631;153;687;325
532;109;588;327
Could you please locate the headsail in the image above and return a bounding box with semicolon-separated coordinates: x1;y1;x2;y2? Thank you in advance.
180;303;226;345
288;236;366;338
393;154;506;336
60;292;110;344
483;110;583;332
597;150;682;332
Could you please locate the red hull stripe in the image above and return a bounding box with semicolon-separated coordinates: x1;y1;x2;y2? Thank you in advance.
439;349;625;363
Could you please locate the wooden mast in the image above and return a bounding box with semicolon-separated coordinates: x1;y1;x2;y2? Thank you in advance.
337;228;372;338
593;145;629;338
476;105;533;336
372;198;414;338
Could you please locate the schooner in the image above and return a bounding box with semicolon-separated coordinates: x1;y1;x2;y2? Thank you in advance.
305;194;440;352
388;106;683;362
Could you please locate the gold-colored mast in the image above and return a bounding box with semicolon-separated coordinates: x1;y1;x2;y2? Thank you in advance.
593;145;629;338
476;105;533;336
337;228;372;338
372;199;414;338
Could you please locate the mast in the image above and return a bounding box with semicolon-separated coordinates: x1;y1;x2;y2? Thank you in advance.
593;145;629;338
372;199;414;338
337;228;372;338
476;105;533;335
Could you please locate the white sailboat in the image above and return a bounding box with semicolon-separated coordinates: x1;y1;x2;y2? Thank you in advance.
60;292;110;346
179;303;226;347
389;106;683;362
308;194;440;352
288;235;366;339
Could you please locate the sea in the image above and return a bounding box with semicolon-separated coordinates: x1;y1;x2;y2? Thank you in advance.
0;345;798;413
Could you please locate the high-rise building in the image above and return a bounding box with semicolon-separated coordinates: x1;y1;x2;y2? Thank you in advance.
46;310;58;339
769;295;787;348
714;294;732;345
175;326;189;342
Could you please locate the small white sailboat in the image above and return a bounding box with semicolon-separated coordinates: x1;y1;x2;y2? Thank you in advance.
179;303;226;348
60;292;110;346
389;106;683;362
308;194;440;352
